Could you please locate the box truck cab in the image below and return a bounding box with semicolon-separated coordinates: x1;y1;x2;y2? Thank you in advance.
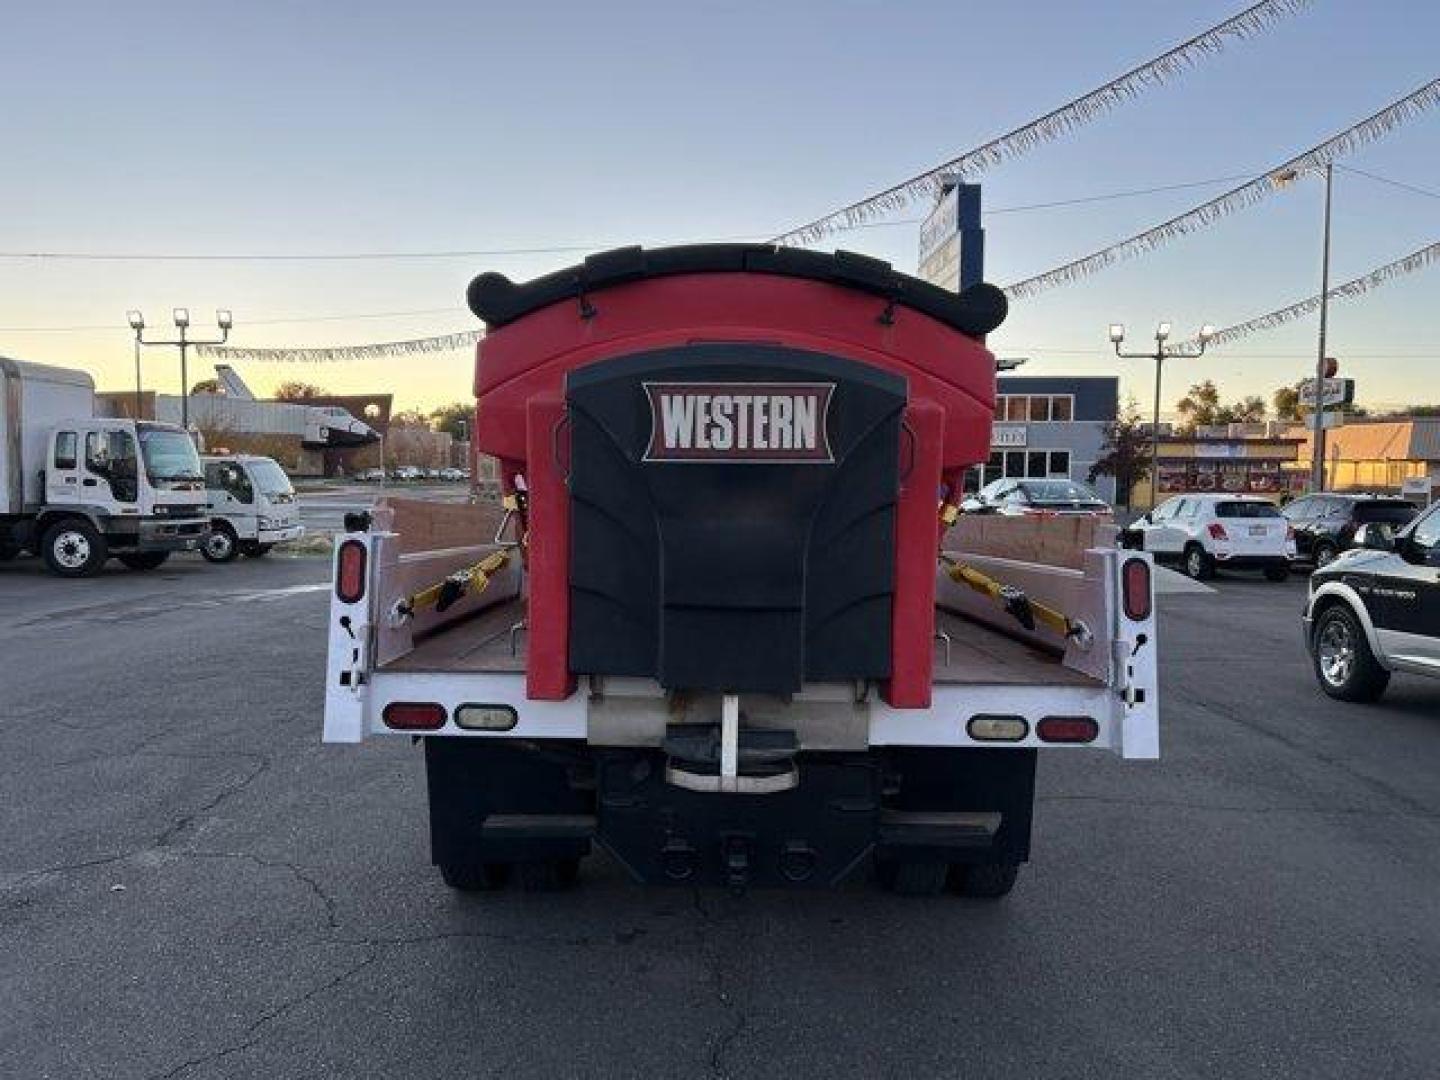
199;454;305;563
2;358;210;576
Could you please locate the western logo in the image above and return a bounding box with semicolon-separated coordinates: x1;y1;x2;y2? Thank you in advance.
643;381;835;463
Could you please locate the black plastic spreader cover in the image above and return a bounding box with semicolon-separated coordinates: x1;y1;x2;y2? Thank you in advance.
566;344;905;694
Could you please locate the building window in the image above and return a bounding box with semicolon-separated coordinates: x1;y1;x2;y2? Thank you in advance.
994;394;1075;423
1048;450;1071;476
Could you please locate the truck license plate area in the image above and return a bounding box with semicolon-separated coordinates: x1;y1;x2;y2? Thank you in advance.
596;750;881;889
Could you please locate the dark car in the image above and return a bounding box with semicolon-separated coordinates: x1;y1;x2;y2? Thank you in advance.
963;477;1112;517
1282;493;1419;569
1303;501;1440;702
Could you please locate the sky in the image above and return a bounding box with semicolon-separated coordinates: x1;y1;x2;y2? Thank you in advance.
2;0;1437;417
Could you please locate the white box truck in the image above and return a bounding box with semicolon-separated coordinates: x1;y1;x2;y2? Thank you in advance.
199;453;305;562
0;357;210;576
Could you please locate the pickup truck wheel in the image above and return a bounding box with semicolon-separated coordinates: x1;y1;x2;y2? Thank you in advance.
41;520;107;577
1183;543;1214;581
949;861;1019;899
1312;606;1390;703
439;860;512;892
1263;565;1290;582
876;857;947;897
518;858;581;892
201;524;239;563
118;551;169;571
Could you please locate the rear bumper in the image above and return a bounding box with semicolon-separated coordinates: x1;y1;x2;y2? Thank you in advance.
1211;553;1291;569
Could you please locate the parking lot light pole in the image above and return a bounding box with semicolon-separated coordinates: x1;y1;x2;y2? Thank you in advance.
129;309;233;429
1110;321;1216;510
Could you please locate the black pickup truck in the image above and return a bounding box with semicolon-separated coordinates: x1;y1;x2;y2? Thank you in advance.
1303;500;1440;701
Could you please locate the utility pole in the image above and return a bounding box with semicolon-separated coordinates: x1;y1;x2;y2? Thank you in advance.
1310;163;1334;492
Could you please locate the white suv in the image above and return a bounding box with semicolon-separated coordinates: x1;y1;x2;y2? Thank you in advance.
1123;494;1295;581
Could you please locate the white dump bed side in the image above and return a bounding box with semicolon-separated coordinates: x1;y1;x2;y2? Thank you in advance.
0;357;96;514
323;499;1161;759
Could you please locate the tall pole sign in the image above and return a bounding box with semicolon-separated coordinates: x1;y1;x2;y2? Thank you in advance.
1310;164;1334;492
918;180;984;292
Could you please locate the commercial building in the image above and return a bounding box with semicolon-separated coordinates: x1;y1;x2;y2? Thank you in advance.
1290;417;1440;498
968;375;1120;503
1135;430;1303;508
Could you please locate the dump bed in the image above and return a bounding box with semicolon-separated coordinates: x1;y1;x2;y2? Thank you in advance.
326;498;1157;758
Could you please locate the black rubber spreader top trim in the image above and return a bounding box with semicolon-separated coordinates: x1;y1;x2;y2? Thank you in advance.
466;244;1007;336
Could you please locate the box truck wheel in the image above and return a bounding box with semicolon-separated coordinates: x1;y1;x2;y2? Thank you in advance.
201;523;239;563
118;551;170;571
948;861;1019;899
439;860;512;892
41;520;107;577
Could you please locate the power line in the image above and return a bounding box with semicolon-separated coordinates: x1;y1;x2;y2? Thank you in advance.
1003;78;1440;300
0;174;1256;269
1178;239;1440;350
769;0;1311;247
1335;163;1440;201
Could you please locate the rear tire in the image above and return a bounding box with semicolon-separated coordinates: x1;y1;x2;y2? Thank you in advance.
118;551;169;571
439;860;512;892
201;523;239;563
1263;565;1290;582
949;861;1020;899
1312;605;1389;703
518;858;581;892
41;520;107;578
1183;543;1214;581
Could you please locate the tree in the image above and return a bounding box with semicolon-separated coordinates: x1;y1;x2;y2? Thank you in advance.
1176;380;1267;431
1273;384;1304;421
273;381;326;401
190;378;221;395
1089;398;1152;512
429;401;474;440
1175;380;1222;432
1223;395;1267;424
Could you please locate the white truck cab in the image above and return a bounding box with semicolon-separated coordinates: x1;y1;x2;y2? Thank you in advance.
2;357;210;576
200;454;305;562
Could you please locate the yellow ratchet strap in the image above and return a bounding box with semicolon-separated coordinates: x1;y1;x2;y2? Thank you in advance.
405;550;510;616
940;555;1080;640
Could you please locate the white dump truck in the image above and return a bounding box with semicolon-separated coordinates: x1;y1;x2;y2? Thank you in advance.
0;358;209;576
199;453;305;562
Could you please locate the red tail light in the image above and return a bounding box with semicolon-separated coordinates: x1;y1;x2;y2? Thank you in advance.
382;702;447;731
1036;716;1099;744
1121;558;1152;621
1207;523;1228;541
335;539;367;603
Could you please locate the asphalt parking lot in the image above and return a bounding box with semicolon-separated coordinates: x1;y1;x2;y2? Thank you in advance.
2;553;1438;1079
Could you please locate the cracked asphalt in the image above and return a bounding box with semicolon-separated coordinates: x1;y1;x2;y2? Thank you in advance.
2;552;1439;1079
